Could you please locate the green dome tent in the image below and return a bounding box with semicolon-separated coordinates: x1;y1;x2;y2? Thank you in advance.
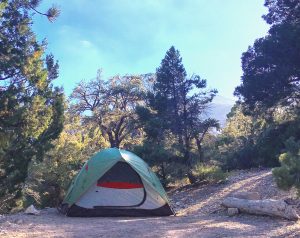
60;148;174;217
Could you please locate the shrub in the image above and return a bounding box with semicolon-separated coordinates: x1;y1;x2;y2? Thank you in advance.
272;137;300;197
164;162;189;187
190;163;227;184
23;156;83;208
133;140;182;186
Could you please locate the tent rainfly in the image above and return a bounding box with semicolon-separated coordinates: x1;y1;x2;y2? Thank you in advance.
59;148;174;217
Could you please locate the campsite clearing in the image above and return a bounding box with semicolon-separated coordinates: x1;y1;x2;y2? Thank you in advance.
1;169;299;238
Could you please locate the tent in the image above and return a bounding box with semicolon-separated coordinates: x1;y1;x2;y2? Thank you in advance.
60;148;174;217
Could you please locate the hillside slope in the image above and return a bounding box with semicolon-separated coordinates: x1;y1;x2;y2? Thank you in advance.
0;169;299;238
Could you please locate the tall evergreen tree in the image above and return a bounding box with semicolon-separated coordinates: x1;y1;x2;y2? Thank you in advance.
234;0;300;110
0;0;63;212
138;46;217;165
228;0;300;176
153;46;187;143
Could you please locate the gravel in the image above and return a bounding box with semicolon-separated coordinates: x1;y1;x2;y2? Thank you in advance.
0;169;299;238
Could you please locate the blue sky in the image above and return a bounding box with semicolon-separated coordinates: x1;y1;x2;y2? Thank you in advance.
33;0;270;100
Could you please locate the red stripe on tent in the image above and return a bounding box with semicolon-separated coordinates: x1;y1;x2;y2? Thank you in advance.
97;182;143;189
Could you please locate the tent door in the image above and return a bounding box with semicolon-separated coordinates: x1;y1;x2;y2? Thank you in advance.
75;162;146;209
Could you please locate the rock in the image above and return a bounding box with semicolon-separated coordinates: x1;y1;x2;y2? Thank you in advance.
25;205;40;215
3;221;11;227
231;191;261;200
227;208;239;216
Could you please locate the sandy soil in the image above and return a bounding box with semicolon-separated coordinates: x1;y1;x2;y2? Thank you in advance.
1;169;299;238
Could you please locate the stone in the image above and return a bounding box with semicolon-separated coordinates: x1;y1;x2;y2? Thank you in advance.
25;205;40;215
227;208;239;216
3;221;11;227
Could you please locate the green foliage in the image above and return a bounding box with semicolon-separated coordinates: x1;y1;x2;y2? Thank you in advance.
22;112;107;208
272;137;300;196
133;141;227;187
137;46;218;168
210;103;300;170
0;0;63;213
163;162;190;186
213;104;261;170
190;163;227;184
263;0;300;25
152;46;187;138
224;0;300;194
133;138;180;186
70;71;146;148
235;0;300;110
255;119;300;167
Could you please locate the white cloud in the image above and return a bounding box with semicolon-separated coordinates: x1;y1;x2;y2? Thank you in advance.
80;40;93;48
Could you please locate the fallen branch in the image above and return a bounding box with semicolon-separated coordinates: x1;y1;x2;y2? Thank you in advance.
222;197;299;221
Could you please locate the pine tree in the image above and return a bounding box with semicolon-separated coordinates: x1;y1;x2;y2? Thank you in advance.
0;1;63;212
153;46;187;142
234;0;300;110
138;46;217;165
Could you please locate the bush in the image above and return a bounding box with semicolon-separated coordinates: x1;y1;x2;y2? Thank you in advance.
23;156;83;208
272;137;300;197
255;120;300;167
163;162;189;187
133;140;182;186
22;114;106;208
190;163;227;184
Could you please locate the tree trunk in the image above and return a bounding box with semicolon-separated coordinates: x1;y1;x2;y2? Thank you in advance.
187;169;197;184
222;197;299;221
107;132;120;148
109;140;120;148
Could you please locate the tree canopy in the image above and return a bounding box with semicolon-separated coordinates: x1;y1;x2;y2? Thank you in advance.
70;71;147;148
234;0;300;110
0;0;63;212
137;46;218;169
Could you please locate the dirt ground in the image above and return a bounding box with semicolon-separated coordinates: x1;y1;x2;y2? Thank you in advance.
1;169;299;238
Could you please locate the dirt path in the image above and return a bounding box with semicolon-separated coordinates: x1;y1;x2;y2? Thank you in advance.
1;169;299;238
